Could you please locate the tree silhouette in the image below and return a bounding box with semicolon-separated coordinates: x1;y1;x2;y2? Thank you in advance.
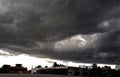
53;62;59;67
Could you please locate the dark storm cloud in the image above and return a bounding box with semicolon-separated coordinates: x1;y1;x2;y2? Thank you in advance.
0;0;120;64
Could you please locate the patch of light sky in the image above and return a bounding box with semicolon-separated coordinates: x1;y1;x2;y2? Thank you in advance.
0;50;116;70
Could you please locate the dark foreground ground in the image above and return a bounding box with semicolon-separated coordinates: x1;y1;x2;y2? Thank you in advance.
0;74;81;77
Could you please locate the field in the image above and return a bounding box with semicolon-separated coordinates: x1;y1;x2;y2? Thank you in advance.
0;74;81;77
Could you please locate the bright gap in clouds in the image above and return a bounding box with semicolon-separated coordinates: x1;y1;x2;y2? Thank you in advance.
0;50;116;70
0;54;53;70
0;49;52;70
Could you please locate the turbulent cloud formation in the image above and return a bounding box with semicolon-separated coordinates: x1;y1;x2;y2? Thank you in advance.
0;0;120;64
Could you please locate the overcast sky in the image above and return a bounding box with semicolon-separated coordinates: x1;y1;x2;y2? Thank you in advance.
0;0;120;66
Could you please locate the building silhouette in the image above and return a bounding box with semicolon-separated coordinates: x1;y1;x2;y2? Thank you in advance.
0;63;120;77
0;64;28;74
32;62;120;77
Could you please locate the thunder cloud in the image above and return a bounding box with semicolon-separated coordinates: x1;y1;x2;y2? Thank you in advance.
0;0;120;64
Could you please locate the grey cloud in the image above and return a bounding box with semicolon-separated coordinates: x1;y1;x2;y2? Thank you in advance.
0;0;120;64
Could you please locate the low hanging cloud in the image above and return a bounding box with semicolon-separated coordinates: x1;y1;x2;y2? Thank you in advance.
0;0;120;64
54;35;87;52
